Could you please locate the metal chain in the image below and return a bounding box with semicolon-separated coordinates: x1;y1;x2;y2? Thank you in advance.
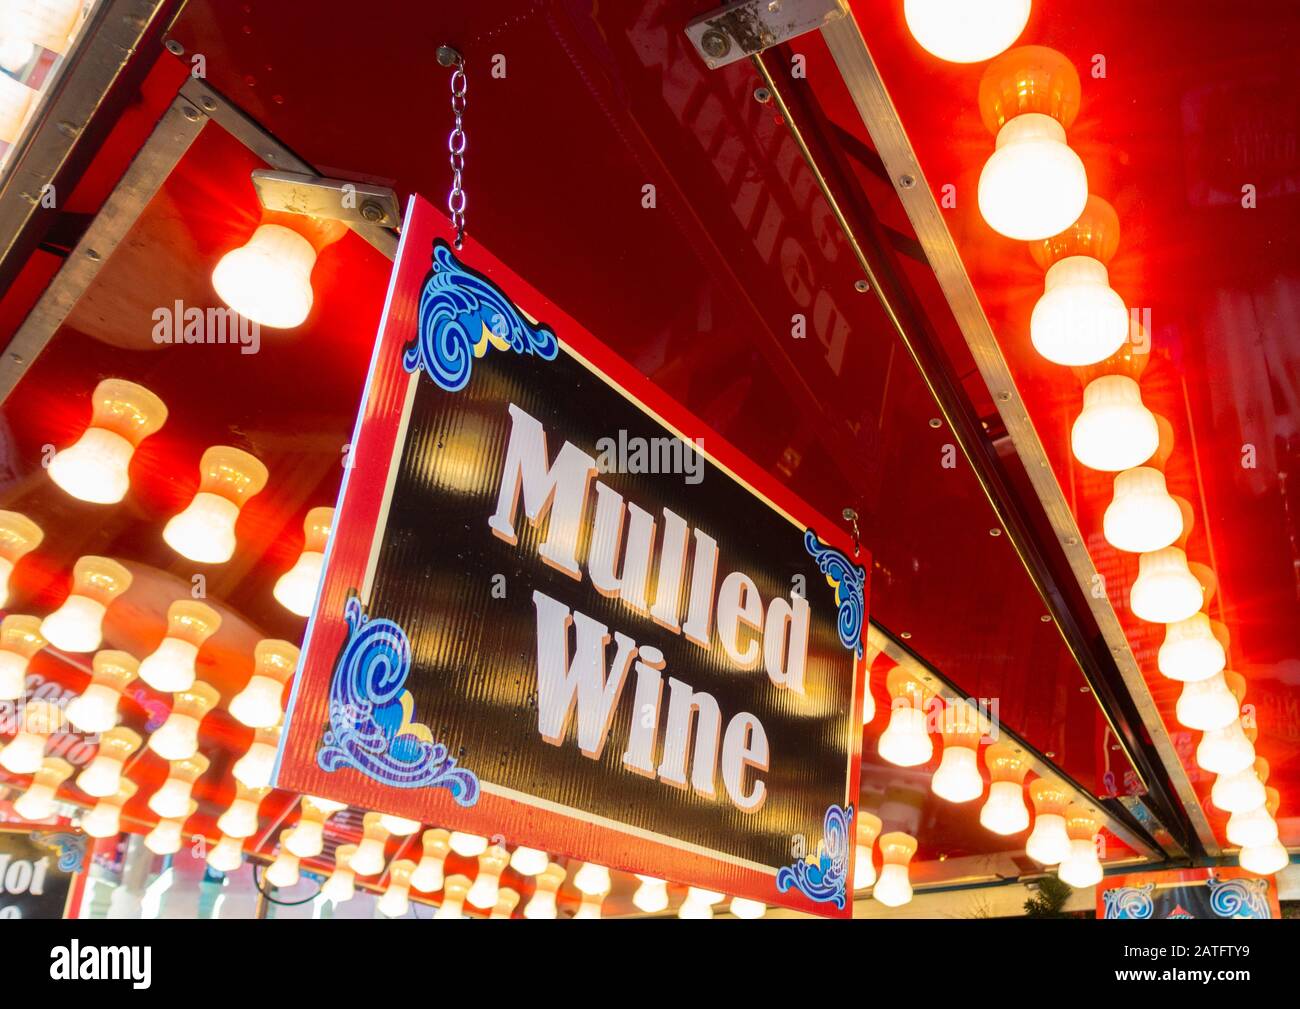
447;59;467;249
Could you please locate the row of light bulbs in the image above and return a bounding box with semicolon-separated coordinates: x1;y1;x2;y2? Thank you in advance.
906;1;1286;875
0;0;85;150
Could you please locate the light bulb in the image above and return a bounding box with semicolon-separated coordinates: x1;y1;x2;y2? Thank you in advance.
40;555;132;652
448;831;487;858
7;0;82;54
148;754;209;819
1103;467;1183;554
144;805;194;856
1129;547;1204;624
1158;613;1226;683
216;782;269;839
1026;778;1074;866
1239;840;1289;876
1213;758;1268;815
273;506;333;617
377;813;420;837
434;874;471;919
523;863;566;920
75;726;141;798
266;833;301;889
978;112;1087;241
729;896;766;919
509;845;548;877
1197;720;1256;776
138;600;221;693
0;510;42;607
321;845;357;902
0;614;46;700
206;834;244;873
1175;672;1240;732
378;859;417;917
66;650;139;733
873;833;917;907
467;844;510;909
1030;256;1129;366
854;811;883;889
12;756;73;821
979;741;1030;834
1071;376;1159;472
903;0;1029;62
233;724;281;789
163;446;268;563
0;37;34;73
284;795;345;859
878;667;933;767
229;638;298;728
573;861;611;896
212;224;316;329
1227;786;1279;848
0;699;60;773
632;875;669;913
1056;804;1103;888
48;379;167;504
349;812;391;876
574;892;605;919
147;681;219;760
931;700;984;803
82;779;137;839
678;887;724;919
491;889;521;919
0;72;36;148
411;828;451;892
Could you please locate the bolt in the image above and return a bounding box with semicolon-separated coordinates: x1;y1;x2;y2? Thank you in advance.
900;631;912;640
1064;536;1079;546
989;528;1002;537
200;95;217;111
10;353;23;364
1045;751;1056;759
85;248;101;262
854;279;869;293
1040;614;1052;623
436;45;462;67
57;121;79;138
841;508;858;522
928;417;942;429
164;39;184;56
359;200;386;223
180;104;201;122
700;29;731;59
753;86;771;104
997;391;1012;402
898;174;916;189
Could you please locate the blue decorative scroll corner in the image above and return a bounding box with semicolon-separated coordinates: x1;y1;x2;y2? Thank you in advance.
403;239;558;392
29;831;87;874
1207;874;1272;919
776;803;853;910
316;593;480;805
804;529;866;659
1102;882;1154;919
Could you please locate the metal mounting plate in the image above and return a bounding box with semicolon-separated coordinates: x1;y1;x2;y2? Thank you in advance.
685;0;847;69
250;170;402;229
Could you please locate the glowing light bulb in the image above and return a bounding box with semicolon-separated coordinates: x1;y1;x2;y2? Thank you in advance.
903;0;1029;62
75;726;142;798
148;754;209;819
321;845;357;903
491;888;521;919
434;874;471;919
1026;777;1074;866
206;834;244;873
1175;671;1241;732
217;782;269;839
147;681;219;760
273;506;333;616
678;887;724;919
349;812;391;876
1056;804;1104;888
1228;787;1280;849
82;779;137;839
48;379;167;504
1239;840;1289;876
0;37;34;73
266;833;301;889
1213;758;1268;815
144;803;195;856
1197;720;1256;776
1030;256;1128;366
378;859;417;917
13;757;73;821
523;863;566;920
979;741;1030;834
233;723;281;789
448;831;487;858
65;651;138;734
574;892;605;919
0;614;45;700
8;0;82;54
467;844;510;909
854;811;883;889
878;667;933;767
1102;467;1183;554
0;699;60;773
138;600;221;693
163;446;268;563
409;828;451;892
283;795;346;859
979;112;1087;241
0;510;42;607
729;896;766;919
378;813;420;837
573;862;611;897
1158;613;1226;683
1071;376;1159;473
873;832;917;907
0;72;36;148
632;875;669;913
212;224;316;328
229;638;297;728
509;845;548;877
40;555;132;652
1129;547;1204;624
861;644;879;726
931;700;984;803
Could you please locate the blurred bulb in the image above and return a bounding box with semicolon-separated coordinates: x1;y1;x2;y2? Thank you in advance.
434;875;471;920
573;861;611;896
878;668;933;767
1129;547;1204;624
75;726;141;798
873;833;917;907
212;224;316;328
0;510;42;607
678;887;724;919
0;615;46;700
509;845;548;877
13;757;73;821
229;638;298;728
1103;467;1183;554
48;379;167;504
40;555;132;652
854;812;882;889
1213;762;1267;815
8;0;82;54
0;37;34;73
1057;837;1104;887
206;834;244;873
145;809;192;856
448;831;487;857
574;892;605;919
1228;812;1279;851
378;813;420;837
283;796;344;859
903;0;1029;62
1071;376;1159;472
266;833;301;889
274;507;333;616
1175;673;1239;731
1030;256;1128;366
728;896;766;919
163;446;268;563
632;875;669;913
466;845;509;909
0;73;36;149
148;754;209;819
378;859;417;917
979;742;1029;834
217;783;268;839
147;682;219;760
82;793;132;838
350;812;391;876
932;701;984;803
0;699;60;773
978;113;1087;241
1158;613;1226;683
1238;840;1287;876
66;650;138;733
1026;779;1074;866
491;889;521;919
321;845;357;903
523;864;566;919
138;600;221;693
233;724;281;789
411;829;451;892
1197;721;1256;776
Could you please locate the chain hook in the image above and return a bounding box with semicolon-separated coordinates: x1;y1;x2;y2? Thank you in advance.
438;46;467;249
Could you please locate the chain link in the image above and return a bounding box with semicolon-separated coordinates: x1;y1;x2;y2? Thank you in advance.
448;61;467;249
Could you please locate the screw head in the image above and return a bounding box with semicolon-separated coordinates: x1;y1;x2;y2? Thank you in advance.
85;248;101;262
854;279;870;293
1040;614;1052;623
700;29;731;59
436;45;462;67
989;528;1002;537
164;39;184;56
841;508;858;522
181;104;201;122
928;417;942;429
753;86;771;104
359;200;386;223
898;174;916;189
900;631;912;640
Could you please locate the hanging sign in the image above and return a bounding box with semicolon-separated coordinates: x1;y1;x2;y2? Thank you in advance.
0;829;86;919
275;195;867;916
1098;867;1283;919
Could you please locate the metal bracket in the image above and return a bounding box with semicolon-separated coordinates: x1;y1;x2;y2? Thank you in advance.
685;0;847;69
251;170;402;230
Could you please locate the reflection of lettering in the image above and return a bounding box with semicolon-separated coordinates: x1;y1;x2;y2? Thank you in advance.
0;675;96;765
